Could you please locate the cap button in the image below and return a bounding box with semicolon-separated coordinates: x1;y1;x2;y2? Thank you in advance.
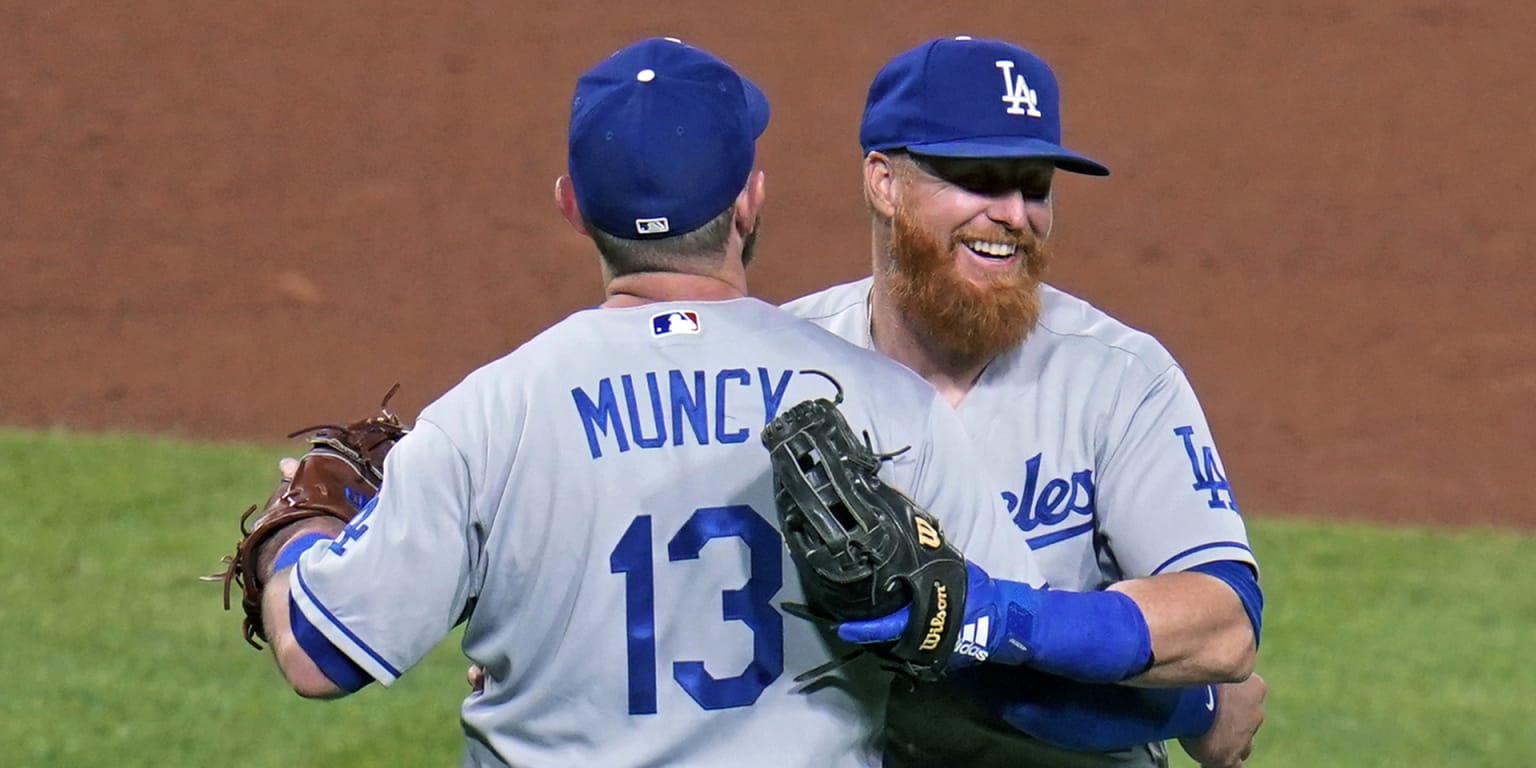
636;68;656;83
954;35;973;41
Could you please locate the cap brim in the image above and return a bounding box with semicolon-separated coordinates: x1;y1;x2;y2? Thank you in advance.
906;137;1109;176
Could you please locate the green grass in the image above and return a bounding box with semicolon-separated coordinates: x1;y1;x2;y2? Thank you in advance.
3;429;1532;767
0;430;467;768
1167;518;1536;768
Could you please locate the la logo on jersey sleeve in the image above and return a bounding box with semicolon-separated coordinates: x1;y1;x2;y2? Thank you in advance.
1174;426;1238;512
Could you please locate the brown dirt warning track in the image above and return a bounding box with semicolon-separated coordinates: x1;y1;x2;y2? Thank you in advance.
3;1;1534;527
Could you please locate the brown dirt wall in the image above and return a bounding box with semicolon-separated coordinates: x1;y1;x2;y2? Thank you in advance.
3;1;1533;527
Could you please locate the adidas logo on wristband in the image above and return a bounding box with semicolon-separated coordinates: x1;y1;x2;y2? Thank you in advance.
954;617;991;661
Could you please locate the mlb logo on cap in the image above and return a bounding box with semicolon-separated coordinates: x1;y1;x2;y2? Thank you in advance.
636;217;671;235
568;37;771;240
651;310;701;337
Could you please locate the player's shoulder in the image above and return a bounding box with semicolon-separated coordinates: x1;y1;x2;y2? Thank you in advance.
779;276;872;323
1031;284;1180;377
775;301;935;396
417;307;601;422
769;289;941;419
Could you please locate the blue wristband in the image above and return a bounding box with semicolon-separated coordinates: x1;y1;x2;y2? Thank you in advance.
272;532;332;574
988;580;1153;683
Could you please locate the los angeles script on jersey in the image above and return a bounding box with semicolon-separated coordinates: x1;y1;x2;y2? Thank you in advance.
571;368;798;459
1001;452;1096;535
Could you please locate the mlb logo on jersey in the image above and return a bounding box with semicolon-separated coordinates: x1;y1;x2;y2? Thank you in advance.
651;310;701;337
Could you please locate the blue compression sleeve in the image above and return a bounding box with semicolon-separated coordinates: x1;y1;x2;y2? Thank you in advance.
995;676;1217;751
1188;560;1264;647
986;578;1153;684
289;596;373;693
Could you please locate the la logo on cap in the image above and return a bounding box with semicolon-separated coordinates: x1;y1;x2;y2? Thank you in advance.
996;60;1042;117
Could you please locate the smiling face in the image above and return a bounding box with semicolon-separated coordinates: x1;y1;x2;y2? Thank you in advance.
878;153;1056;365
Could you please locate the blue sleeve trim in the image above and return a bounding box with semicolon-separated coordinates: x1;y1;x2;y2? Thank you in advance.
1188;559;1264;647
288;596;374;693
272;532;331;574
292;565;403;679
1150;540;1254;575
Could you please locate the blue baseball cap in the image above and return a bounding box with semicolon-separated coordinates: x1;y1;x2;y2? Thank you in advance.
569;37;771;240
860;36;1108;176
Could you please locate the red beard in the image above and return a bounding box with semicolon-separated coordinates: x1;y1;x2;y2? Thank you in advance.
883;205;1051;367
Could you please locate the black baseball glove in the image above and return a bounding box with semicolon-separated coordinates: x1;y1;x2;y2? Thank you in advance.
760;373;968;681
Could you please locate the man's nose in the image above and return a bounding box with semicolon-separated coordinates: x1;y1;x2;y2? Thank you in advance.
985;190;1049;235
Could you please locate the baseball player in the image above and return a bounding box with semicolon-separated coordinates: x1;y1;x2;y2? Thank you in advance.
242;38;1050;767
781;36;1266;767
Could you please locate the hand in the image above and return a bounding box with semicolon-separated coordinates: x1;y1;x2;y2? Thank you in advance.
251;457;336;582
1179;673;1266;767
207;395;406;651
467;664;485;694
836;562;1027;669
834;561;1154;684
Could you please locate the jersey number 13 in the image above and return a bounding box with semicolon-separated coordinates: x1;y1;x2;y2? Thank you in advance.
609;505;784;715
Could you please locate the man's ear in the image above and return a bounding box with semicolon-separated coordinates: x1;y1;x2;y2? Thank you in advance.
554;175;588;235
733;170;767;235
863;152;899;220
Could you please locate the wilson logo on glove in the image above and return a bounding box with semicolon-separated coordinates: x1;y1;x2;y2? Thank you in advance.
914;517;942;549
918;583;950;651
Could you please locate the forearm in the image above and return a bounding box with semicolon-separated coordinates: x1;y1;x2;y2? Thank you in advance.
946;563;1255;685
259;520;348;699
1109;572;1255;685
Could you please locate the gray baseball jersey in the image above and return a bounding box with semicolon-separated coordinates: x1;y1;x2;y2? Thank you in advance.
287;297;1042;767
783;277;1257;768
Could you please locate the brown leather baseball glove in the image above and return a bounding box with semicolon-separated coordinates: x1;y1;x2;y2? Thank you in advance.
206;386;409;649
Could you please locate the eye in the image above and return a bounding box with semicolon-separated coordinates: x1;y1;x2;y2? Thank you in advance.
916;156;1052;200
956;172;1052;201
954;172;1007;196
1018;177;1052;202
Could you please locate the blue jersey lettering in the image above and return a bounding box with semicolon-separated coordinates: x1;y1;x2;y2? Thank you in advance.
1003;452;1097;534
714;369;751;444
577;368;797;458
623;373;669;450
669;369;710;447
573;379;630;459
757;368;794;423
